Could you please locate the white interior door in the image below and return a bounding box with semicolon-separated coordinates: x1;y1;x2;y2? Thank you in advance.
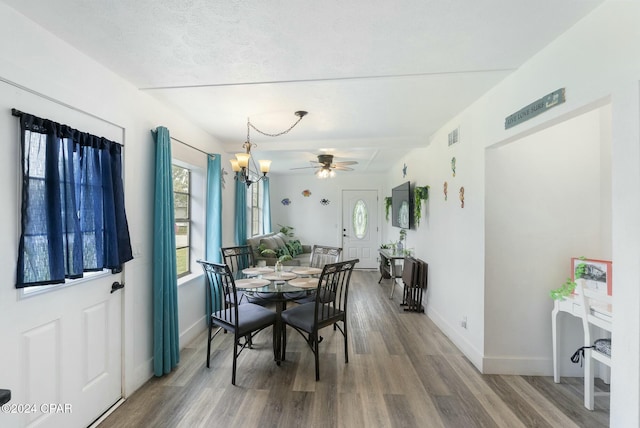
342;190;379;269
0;275;123;428
0;84;124;428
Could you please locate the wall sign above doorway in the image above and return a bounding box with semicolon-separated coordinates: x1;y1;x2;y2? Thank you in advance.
505;88;566;129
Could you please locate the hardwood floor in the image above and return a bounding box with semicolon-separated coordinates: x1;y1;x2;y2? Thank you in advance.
99;270;610;428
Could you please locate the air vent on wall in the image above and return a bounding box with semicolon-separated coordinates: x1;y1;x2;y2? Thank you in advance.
448;127;459;146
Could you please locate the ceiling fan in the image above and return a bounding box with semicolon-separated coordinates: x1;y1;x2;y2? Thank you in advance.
291;154;358;178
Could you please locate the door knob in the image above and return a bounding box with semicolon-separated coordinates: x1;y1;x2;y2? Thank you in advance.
111;282;125;293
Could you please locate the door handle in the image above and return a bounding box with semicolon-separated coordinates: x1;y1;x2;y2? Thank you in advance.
111;281;125;294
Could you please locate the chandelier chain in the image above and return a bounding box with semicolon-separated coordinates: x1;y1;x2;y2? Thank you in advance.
248;114;305;138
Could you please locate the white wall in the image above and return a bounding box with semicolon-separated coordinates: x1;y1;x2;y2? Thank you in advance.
485;106;611;376
269;172;386;248
0;2;229;400
386;3;640;426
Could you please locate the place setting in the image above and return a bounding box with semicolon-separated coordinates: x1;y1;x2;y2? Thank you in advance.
287;277;319;289
290;267;323;276
241;266;275;276
234;278;271;289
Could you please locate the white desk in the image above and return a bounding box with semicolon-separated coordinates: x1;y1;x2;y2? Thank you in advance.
552;293;612;383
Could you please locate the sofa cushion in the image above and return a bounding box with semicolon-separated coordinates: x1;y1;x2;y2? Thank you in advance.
260;236;280;251
272;233;288;248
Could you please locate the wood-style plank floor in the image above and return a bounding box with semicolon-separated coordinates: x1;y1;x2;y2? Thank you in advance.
99;270;610;428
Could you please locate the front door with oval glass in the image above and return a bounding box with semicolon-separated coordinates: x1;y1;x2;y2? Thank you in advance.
342;190;379;268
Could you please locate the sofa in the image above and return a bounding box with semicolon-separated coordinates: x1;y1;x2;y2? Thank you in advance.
246;232;312;266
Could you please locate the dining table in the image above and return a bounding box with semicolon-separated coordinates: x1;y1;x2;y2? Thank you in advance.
236;266;321;363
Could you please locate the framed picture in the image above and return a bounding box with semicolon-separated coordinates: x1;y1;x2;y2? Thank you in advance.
572;258;612;296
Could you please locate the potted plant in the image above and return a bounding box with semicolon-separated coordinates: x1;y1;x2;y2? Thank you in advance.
384;197;392;222
414;185;429;226
397;229;407;252
277;224;295;238
550;257;587;300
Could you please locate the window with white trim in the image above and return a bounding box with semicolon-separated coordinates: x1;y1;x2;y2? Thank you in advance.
173;164;191;277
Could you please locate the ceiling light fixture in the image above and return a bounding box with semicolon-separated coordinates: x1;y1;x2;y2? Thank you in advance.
230;110;308;187
316;167;336;179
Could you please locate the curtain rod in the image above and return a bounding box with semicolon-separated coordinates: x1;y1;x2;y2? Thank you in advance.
170;136;215;158
12;108;124;147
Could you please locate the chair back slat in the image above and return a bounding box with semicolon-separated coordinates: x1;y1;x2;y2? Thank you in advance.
576;280;612;346
197;260;240;325
309;245;342;268
221;245;255;274
315;259;358;324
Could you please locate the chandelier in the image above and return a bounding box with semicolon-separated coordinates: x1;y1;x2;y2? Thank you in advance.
230;110;308;187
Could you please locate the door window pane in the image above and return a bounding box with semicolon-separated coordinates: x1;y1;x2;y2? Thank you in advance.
353;199;368;239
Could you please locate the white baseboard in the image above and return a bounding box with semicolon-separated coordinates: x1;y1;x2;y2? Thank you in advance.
429;308;584;377
180;315;207;349
427;307;484;371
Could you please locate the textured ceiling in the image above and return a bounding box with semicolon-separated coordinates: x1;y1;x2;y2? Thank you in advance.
2;0;603;175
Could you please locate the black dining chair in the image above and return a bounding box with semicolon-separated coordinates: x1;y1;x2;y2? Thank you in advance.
290;245;343;304
221;245;255;274
281;259;358;381
197;260;277;385
221;245;274;306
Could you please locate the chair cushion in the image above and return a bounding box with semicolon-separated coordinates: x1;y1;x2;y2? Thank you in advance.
212;303;276;336
281;302;345;333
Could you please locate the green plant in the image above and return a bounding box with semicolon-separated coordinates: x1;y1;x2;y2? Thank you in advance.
278;254;293;262
414;186;429;226
399;228;407;242
277;224;295;237
550;257;587;300
384;197;392;222
260;248;276;257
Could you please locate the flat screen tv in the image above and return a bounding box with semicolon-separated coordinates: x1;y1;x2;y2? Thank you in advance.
391;181;413;229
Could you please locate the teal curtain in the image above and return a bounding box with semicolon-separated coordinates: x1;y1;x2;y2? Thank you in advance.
234;173;247;245
152;127;180;376
205;154;222;262
262;178;272;234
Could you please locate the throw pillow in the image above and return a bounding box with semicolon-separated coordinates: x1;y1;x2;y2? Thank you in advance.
276;246;291;258
289;239;303;256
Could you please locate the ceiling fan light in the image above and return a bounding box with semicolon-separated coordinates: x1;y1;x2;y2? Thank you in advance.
235;152;250;168
317;168;331;179
329;169;336;178
230;158;241;172
258;159;272;174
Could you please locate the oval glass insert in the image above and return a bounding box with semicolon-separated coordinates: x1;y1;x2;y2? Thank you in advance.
353;199;368;239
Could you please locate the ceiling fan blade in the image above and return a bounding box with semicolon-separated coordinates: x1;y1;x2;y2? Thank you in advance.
332;166;354;171
333;161;358;166
290;166;322;170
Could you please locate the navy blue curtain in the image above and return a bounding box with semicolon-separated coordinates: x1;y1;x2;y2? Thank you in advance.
16;112;132;288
